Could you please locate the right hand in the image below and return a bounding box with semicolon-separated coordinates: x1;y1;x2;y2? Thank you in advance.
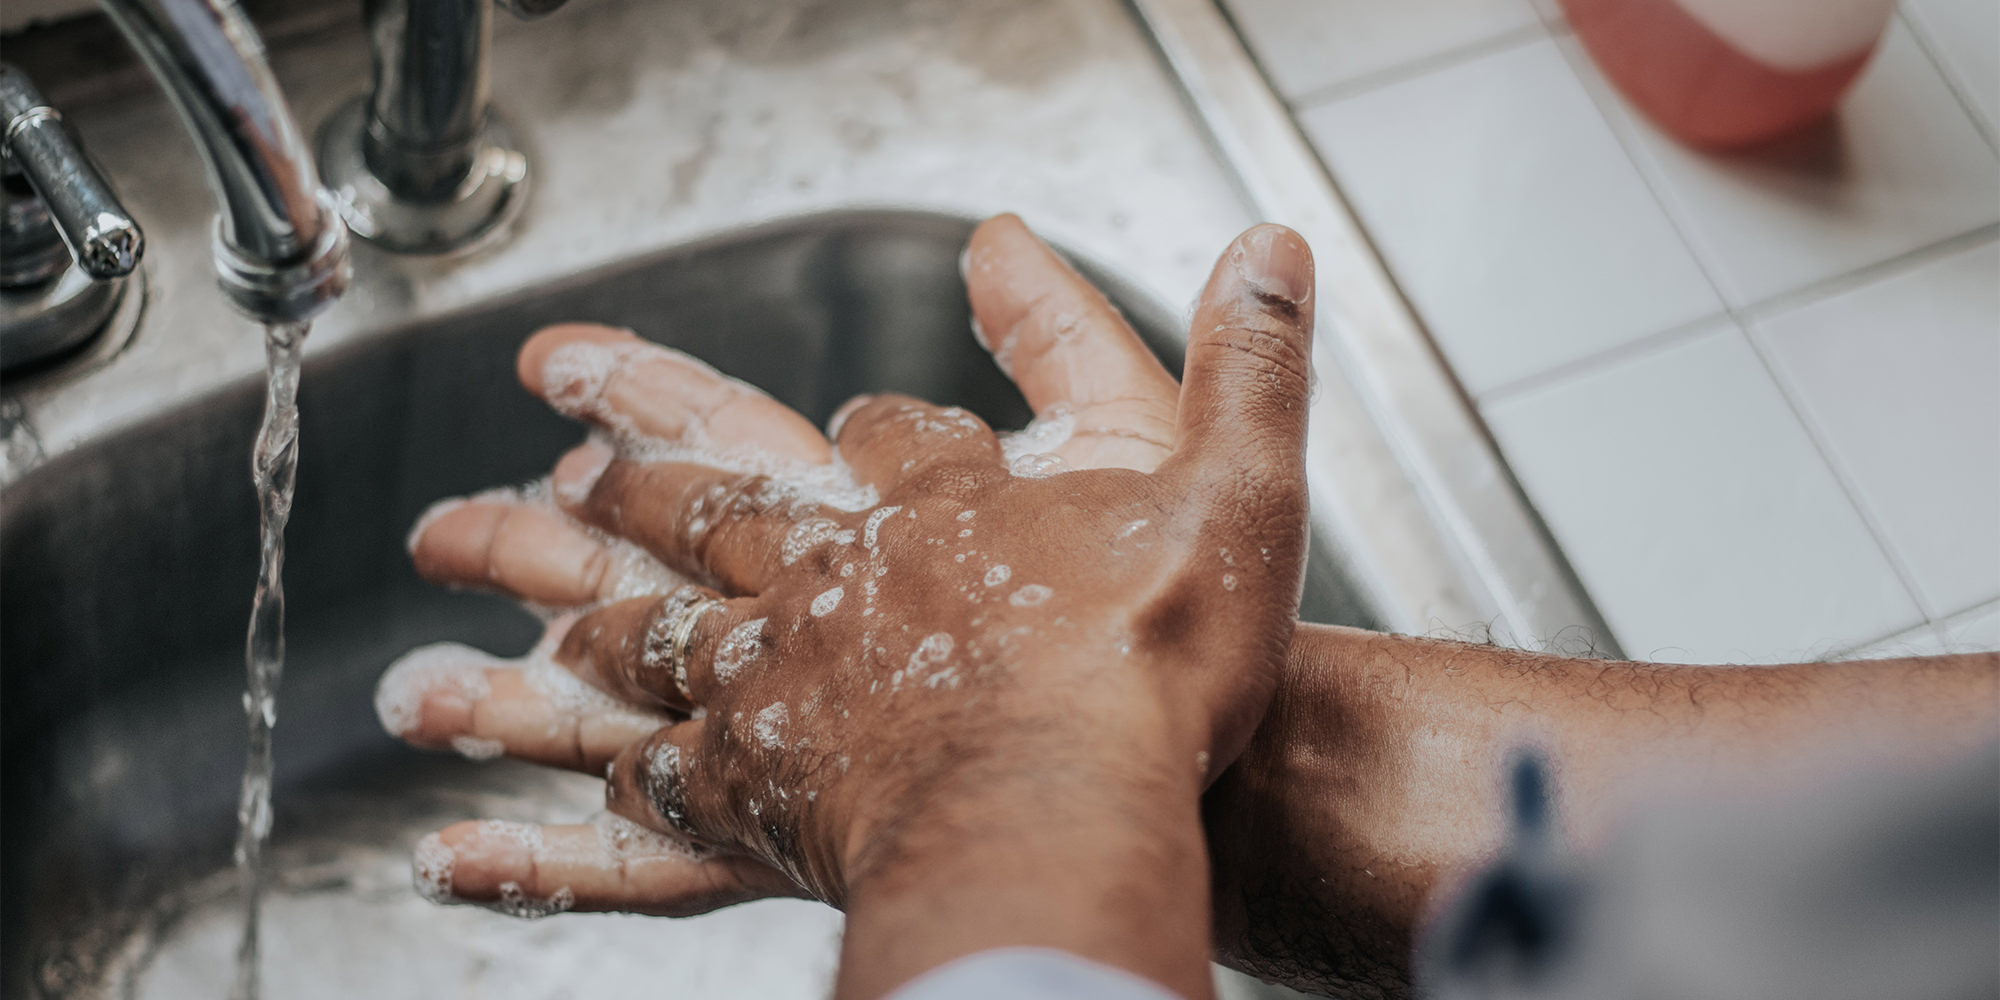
379;214;1303;921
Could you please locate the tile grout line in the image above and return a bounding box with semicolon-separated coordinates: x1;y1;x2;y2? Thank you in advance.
1476;311;1727;404
1829;592;2000;659
1734;223;2000;324
1825;619;1950;660
1896;7;2000;156
1519;6;1944;633
1936;594;2000;628
1284;22;1552;111
1539;24;1741;312
1477;224;2000;405
1475;11;1751;407
1739;318;1938;626
1259;4;1989;651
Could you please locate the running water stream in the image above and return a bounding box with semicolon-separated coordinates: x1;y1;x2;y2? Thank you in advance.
230;321;309;1000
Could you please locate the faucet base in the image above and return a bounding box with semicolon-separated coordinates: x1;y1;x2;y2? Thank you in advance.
1;267;136;376
316;98;530;255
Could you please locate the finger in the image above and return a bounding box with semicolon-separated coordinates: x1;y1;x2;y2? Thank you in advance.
374;641;669;774
517;323;829;463
414;816;804;918
554;441;850;594
831;394;1004;495
555;590;768;709
963;214;1179;472
604;719;733;846
409;496;684;608
1160;224;1315;493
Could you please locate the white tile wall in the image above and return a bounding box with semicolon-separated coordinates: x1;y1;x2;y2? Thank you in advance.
1905;0;2000;135
1247;0;2000;661
1298;38;1722;397
1484;325;1923;664
1221;0;1542;99
1576;23;2000;308
1757;240;2000;620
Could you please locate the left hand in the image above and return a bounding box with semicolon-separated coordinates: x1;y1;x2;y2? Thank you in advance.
378;217;1311;930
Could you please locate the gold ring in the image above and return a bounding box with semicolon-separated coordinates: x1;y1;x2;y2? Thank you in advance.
668;595;724;701
644;588;724;702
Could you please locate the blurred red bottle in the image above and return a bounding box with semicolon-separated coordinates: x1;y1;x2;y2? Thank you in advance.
1561;0;1898;148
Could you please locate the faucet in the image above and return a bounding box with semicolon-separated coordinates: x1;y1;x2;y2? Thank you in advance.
1;63;144;372
96;0;349;325
314;0;562;253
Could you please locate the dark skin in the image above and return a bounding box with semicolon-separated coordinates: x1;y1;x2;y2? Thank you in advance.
384;216;1316;999
384;214;2000;998
1206;626;1998;997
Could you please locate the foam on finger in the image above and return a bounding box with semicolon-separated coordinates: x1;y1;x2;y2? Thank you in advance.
374;642;496;740
541;338;878;514
409;815;713;916
407;477;694;614
374;633;665;759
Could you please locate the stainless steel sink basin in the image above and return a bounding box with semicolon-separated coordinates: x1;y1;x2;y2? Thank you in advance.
1;0;1614;992
2;211;1370;998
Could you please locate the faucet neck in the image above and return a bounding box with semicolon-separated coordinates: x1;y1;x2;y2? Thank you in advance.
96;0;347;322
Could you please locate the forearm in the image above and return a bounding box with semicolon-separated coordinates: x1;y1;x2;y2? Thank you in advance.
1206;624;2000;996
838;734;1216;1000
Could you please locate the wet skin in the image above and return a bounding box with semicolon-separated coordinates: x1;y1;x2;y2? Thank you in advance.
384;215;2000;999
386;214;1316;999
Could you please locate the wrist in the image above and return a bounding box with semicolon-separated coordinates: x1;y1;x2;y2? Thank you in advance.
833;676;1205;891
835;742;1215;999
1202;624;1423;997
1202;624;1330;957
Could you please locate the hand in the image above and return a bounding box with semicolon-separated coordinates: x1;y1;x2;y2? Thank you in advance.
380;216;1317;994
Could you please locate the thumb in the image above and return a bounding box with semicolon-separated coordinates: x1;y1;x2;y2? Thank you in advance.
1160;224;1315;493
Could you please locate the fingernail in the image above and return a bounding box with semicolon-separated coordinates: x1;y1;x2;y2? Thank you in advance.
373;642;495;738
552;440;615;506
405;495;469;555
540;341;629;418
1233;225;1313;306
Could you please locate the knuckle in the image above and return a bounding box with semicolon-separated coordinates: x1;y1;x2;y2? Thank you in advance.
586;459;636;516
636;736;701;838
897;462;993;502
837;395;915;449
1203;318;1312;389
1006;288;1075;361
801;538;844;577
681;474;778;563
580;545;616;599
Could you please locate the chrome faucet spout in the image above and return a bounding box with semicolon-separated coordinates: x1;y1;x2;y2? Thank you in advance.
96;0;348;323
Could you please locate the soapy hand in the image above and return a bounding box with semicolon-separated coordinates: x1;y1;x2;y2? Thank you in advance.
378;217;1314;953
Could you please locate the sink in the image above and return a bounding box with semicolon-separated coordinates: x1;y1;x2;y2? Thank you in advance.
1;210;1372;998
2;0;1608;990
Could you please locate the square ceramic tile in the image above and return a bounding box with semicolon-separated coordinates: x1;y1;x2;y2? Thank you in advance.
1580;23;2000;308
1222;0;1543;99
1904;0;2000;133
1757;240;2000;619
1938;599;2000;651
1299;38;1722;397
1485;323;1923;664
